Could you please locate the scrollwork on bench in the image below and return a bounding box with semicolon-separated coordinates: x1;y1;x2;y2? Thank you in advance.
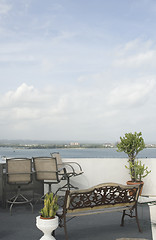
68;185;137;210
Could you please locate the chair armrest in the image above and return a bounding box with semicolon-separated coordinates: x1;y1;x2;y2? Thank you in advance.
57;167;67;175
57;167;68;181
62;163;75;174
63;161;83;172
57;166;65;172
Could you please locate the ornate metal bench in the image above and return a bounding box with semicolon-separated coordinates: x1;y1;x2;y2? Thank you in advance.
57;182;142;240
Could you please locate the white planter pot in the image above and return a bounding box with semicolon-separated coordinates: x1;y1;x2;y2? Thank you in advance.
36;216;58;240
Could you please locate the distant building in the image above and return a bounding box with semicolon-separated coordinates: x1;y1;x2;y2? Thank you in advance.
70;142;79;146
103;143;114;148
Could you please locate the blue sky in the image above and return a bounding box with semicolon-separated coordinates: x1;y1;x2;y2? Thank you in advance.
0;0;156;143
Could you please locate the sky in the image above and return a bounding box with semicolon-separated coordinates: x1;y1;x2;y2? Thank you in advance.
0;0;156;143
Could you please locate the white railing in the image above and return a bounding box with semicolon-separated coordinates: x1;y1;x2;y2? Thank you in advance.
51;158;156;196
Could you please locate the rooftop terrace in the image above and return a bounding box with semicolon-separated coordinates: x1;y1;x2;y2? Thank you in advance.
0;157;156;240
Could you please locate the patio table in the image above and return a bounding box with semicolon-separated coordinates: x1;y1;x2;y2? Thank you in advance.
138;196;156;205
138;196;156;225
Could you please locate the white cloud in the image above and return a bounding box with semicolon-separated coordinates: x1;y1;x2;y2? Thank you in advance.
2;77;154;126
3;83;38;104
114;51;156;68
0;76;156;141
108;79;156;108
0;54;35;63
12;107;40;120
114;39;156;68
51;31;78;44
117;39;153;55
41;58;55;72
0;83;100;123
0;83;72;123
0;1;12;15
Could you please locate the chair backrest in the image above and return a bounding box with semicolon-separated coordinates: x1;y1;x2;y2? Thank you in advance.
6;158;32;184
51;152;63;168
33;157;59;182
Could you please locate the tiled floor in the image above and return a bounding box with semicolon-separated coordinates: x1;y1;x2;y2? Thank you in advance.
0;202;153;240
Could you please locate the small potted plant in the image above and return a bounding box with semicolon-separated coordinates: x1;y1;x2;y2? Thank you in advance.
116;132;151;193
36;193;59;240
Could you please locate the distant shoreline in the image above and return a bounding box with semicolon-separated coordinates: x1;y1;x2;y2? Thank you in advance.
0;143;156;149
0;145;115;149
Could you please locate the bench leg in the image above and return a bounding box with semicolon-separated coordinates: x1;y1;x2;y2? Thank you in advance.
57;214;69;240
121;207;142;233
121;210;125;226
135;205;142;232
63;215;68;240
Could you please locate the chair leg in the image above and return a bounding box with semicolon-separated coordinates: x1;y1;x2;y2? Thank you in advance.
7;187;33;215
57;176;78;193
48;183;52;193
9;195;19;215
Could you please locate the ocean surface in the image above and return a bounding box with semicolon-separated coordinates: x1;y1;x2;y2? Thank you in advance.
0;147;156;160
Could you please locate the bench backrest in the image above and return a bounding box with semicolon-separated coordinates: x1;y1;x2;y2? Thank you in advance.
64;183;141;214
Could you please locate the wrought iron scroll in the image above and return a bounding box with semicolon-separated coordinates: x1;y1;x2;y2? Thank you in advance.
69;186;137;210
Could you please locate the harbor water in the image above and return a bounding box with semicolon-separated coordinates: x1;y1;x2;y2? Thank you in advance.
0;147;156;160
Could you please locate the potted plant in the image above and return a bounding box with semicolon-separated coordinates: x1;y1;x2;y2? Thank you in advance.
125;159;151;195
116;132;151;193
36;193;59;240
125;159;151;183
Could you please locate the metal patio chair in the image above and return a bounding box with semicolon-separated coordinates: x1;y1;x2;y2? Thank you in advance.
6;158;33;215
51;152;83;192
33;156;65;199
